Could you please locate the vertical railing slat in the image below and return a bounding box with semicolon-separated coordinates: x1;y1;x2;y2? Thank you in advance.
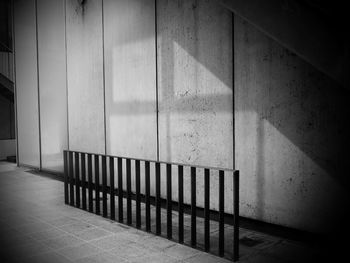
145;161;151;232
118;157;124;223
88;154;93;212
63;151;69;204
167;163;172;239
155;162;161;235
110;157;115;220
95;155;100;215
219;170;225;257
178;165;184;243
69;152;75;206
69;151;74;206
126;159;132;225
191;167;196;247
204;168;210;252
102;156;107;217
118;157;123;223
136;160;141;229
233;170;240;262
81;153;87;210
75;152;80;208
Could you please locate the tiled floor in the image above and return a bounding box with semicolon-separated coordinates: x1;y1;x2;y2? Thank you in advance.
0;161;321;263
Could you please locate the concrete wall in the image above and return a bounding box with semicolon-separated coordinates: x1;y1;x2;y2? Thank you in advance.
37;0;67;172
13;0;348;233
14;0;40;167
104;0;157;160
66;0;105;154
157;0;233;211
234;16;349;233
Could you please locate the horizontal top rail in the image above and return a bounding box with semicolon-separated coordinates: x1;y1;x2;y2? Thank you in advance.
64;150;236;172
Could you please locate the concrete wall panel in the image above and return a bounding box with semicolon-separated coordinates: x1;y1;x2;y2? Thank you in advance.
104;0;157;160
235;16;349;233
37;0;67;172
14;0;40;167
66;0;105;154
157;0;233;211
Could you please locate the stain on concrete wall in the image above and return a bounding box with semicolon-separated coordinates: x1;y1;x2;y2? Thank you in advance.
235;16;349;233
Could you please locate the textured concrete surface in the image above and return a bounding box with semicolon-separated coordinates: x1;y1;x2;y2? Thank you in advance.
157;0;233;169
157;0;233;212
0;161;323;263
104;0;158;161
234;16;349;232
66;0;105;154
13;0;41;167
37;0;68;172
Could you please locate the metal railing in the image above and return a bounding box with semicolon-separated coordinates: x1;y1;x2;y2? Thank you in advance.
63;150;239;261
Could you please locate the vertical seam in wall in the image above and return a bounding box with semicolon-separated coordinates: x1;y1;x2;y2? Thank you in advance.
35;0;42;170
155;0;160;162
11;0;19;165
64;0;69;150
232;12;235;170
102;0;107;155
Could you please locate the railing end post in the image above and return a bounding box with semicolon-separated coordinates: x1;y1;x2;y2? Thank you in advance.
233;170;239;262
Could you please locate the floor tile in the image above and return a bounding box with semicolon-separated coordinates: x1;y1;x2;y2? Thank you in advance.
44;234;85;250
58;221;94;234
184;253;233;263
57;243;102;261
0;162;319;263
88;234;135;250
74;252;127;263
109;242;155;259
163;244;201;260
74;227;112;241
26;251;73;263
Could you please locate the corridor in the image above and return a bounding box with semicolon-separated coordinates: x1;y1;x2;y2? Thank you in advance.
0;161;321;263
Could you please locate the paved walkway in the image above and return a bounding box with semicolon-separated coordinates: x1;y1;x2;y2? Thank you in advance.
0;161;320;263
